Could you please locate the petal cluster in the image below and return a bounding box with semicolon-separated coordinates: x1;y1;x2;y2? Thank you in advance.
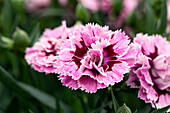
58;23;137;93
25;21;69;73
126;34;170;109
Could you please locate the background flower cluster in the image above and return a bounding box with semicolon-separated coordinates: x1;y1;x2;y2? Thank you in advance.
0;0;170;113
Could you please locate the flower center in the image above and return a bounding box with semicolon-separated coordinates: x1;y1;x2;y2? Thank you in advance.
43;40;57;56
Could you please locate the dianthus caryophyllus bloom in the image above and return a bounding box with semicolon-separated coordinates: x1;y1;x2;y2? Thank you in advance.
25;21;69;73
126;34;170;110
58;24;137;93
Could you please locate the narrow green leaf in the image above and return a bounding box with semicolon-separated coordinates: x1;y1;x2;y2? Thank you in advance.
8;15;19;38
112;0;123;16
6;52;20;77
111;86;119;113
40;8;66;17
59;101;75;113
0;65;56;110
30;23;40;46
151;105;170;113
0;0;13;35
56;96;61;113
167;36;170;41
93;13;103;26
157;0;167;34
134;109;137;113
145;2;157;34
0;84;14;111
18;82;56;109
117;104;132;113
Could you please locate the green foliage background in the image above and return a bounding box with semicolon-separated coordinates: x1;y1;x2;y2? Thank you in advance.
0;0;169;113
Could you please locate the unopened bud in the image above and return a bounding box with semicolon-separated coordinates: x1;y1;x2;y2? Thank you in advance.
13;27;30;51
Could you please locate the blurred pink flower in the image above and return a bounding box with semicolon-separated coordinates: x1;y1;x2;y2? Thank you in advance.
58;0;68;6
121;0;139;18
100;0;112;12
79;0;112;12
25;0;51;12
115;0;140;28
127;34;170;111
25;21;69;73
79;0;99;12
58;23;137;93
167;0;170;21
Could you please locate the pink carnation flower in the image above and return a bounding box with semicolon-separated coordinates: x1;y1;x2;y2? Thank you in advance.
25;21;69;73
126;34;170;110
58;23;137;93
25;0;51;13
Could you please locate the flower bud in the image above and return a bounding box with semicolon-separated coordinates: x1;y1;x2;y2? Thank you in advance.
117;104;132;113
13;27;30;51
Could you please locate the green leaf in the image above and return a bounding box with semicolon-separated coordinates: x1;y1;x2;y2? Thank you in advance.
0;84;14;111
145;2;157;34
134;109;137;113
112;0;123;16
30;23;40;46
167;36;170;41
11;0;25;14
151;105;170;113
0;65;56;110
111;86;120;113
93;13;103;25
40;8;66;17
156;0;167;34
0;0;13;35
117;104;132;113
56;96;62;113
6;52;20;77
18;82;56;109
76;3;90;22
